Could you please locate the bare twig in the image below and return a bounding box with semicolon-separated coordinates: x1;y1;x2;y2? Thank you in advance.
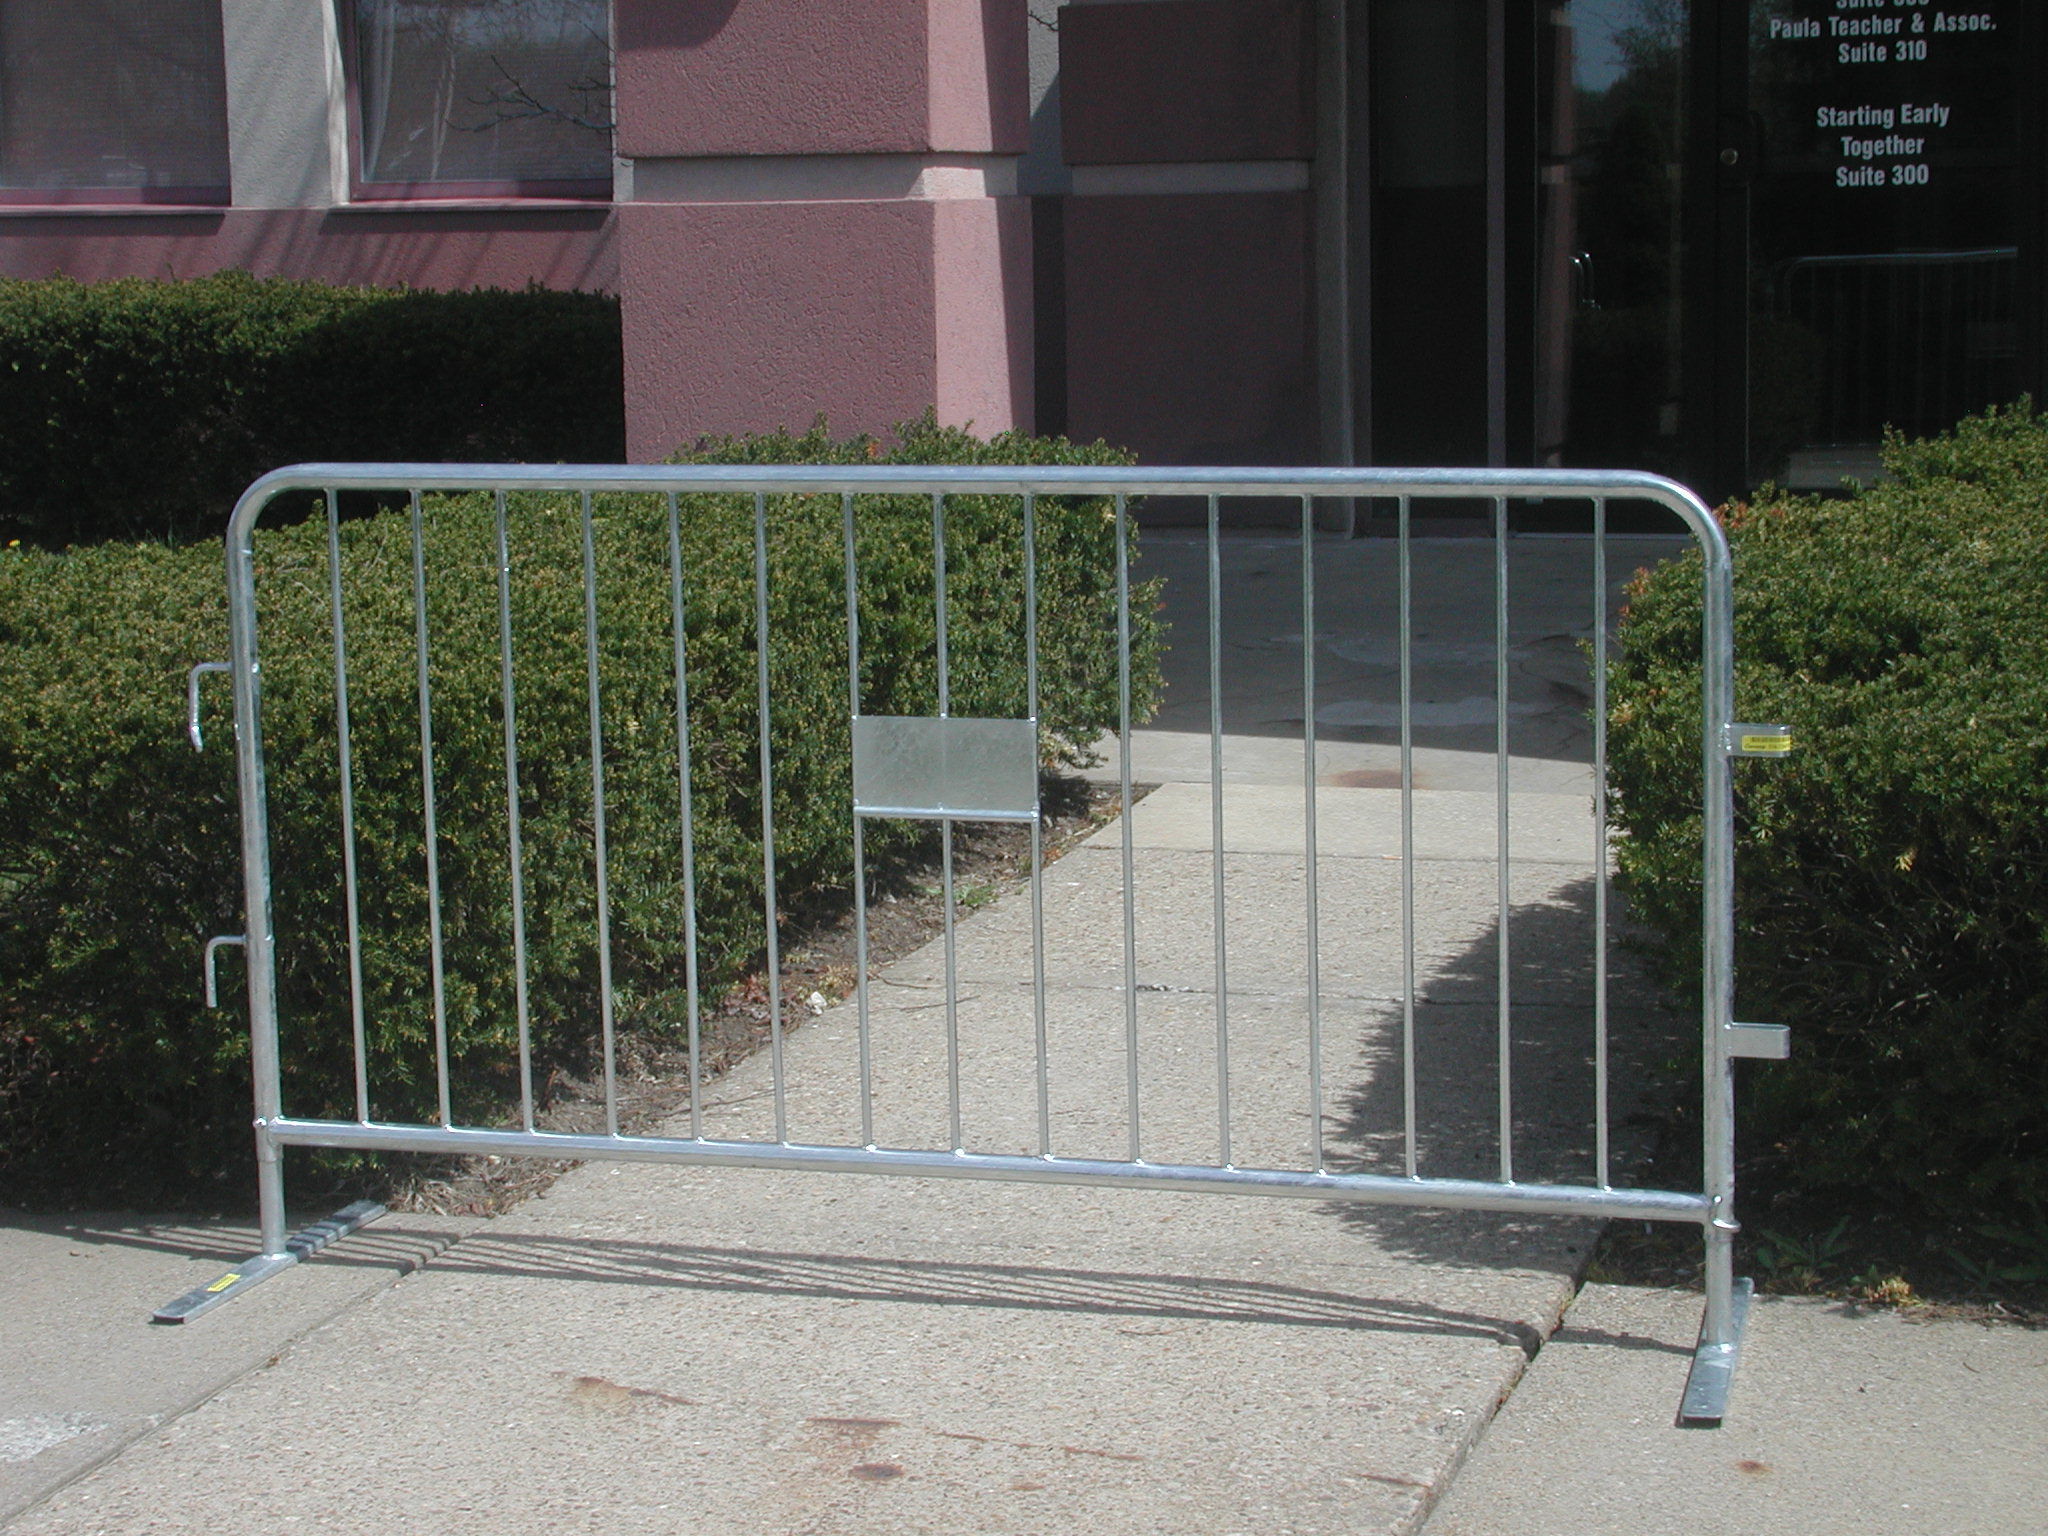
462;51;615;136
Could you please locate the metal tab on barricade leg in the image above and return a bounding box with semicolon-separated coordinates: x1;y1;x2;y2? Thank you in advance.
1726;1021;1792;1059
1678;1276;1755;1427
1726;722;1794;757
152;1200;386;1323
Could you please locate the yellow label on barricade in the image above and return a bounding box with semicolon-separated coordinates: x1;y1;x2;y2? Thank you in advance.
205;1273;241;1293
1729;724;1795;757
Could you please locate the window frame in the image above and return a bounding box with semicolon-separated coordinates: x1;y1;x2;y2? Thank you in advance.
338;0;614;204
0;0;232;208
0;183;231;209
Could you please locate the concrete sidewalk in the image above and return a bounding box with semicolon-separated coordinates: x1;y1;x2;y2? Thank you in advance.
13;1187;2045;1534
0;1209;478;1525
1424;1283;2048;1536
5;766;1635;1535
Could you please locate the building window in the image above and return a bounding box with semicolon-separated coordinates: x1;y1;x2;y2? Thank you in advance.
347;0;613;199
0;1;231;204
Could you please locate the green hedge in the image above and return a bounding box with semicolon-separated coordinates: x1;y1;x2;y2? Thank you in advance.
0;272;624;548
0;420;1162;1205
1609;401;2048;1220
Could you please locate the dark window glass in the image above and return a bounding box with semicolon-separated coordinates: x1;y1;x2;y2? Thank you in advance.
1749;0;2023;472
0;0;231;200
352;0;612;194
1548;0;1691;477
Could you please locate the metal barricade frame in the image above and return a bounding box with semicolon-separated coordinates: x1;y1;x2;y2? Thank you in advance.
166;462;1780;1428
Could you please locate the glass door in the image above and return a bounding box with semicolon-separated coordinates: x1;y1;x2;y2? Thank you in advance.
1546;0;1693;478
1746;0;2032;486
1539;0;2038;497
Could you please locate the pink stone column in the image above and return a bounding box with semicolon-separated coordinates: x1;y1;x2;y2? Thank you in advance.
614;0;1031;461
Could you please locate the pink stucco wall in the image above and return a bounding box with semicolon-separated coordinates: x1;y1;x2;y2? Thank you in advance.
615;0;1026;158
1063;192;1315;465
1061;0;1313;165
623;199;930;459
620;196;1033;460
0;208;617;291
928;0;1030;154
615;0;1033;460
934;195;1032;435
0;0;1039;468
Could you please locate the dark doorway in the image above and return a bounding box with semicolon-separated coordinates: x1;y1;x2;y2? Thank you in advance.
1534;0;2041;501
1546;0;1693;482
1361;0;1495;468
1739;0;2038;490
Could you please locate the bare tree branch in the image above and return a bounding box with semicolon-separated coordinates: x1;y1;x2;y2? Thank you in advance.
462;50;615;136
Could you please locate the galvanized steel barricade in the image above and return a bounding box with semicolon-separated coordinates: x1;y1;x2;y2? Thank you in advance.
169;463;1784;1426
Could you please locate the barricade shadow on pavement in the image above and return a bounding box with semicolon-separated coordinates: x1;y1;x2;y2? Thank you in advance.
1320;876;1698;1281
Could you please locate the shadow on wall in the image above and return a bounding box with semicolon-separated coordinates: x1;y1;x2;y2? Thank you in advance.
1322;876;1697;1275
614;0;741;51
982;0;1033;145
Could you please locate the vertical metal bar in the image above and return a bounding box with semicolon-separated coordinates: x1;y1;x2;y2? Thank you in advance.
1698;498;1741;1354
1593;497;1611;1187
932;493;951;716
752;491;787;1143
1495;494;1513;1183
1208;493;1232;1166
667;491;706;1141
580;492;619;1138
933;493;962;1152
1400;495;1417;1179
493;491;535;1134
1116;495;1140;1162
409;491;452;1129
1301;495;1323;1172
225;491;288;1258
842;492;875;1148
1484;0;1508;464
324;491;370;1125
1024;494;1050;1158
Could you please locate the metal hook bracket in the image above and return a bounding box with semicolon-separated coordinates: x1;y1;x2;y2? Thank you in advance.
188;662;231;750
204;934;247;1009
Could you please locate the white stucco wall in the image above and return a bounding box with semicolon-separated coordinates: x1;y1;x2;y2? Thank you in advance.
220;0;345;207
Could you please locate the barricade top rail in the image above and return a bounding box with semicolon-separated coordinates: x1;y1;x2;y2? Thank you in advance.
230;461;1727;557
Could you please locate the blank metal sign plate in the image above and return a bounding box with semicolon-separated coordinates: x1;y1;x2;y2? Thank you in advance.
852;715;1038;822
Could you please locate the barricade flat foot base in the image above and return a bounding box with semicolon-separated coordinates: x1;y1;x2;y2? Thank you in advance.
152;1200;386;1323
1676;1276;1754;1427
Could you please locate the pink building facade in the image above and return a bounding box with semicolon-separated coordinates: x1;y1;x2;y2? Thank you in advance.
611;0;1036;459
5;2;2042;498
0;0;1318;474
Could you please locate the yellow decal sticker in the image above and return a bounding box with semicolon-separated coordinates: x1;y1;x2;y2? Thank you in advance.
205;1273;241;1293
1740;734;1793;754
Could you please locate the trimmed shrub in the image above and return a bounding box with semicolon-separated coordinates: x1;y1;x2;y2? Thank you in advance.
0;272;623;548
1608;401;2048;1220
0;419;1162;1205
